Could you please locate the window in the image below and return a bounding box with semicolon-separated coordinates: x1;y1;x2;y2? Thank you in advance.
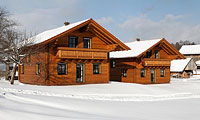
57;63;67;75
111;60;116;68
141;69;146;77
122;69;127;77
69;36;78;48
146;50;152;58
155;50;160;59
93;63;101;74
83;37;91;48
20;64;24;74
160;68;165;77
27;55;31;62
197;66;200;70
35;63;40;75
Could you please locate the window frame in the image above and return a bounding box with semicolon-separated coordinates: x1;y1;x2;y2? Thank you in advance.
146;50;152;58
57;63;67;75
20;64;24;74
160;68;165;77
35;63;40;75
68;36;78;48
83;37;91;48
93;63;101;74
141;68;146;77
111;60;116;68
155;50;160;59
122;69;127;77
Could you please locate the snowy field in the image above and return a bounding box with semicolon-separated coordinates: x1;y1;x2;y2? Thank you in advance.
1;76;200;120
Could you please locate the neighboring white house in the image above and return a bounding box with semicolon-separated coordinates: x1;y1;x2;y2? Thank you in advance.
179;45;200;62
170;58;197;78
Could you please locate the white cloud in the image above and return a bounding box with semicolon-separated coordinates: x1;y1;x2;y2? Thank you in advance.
11;0;84;34
97;17;114;26
119;14;200;44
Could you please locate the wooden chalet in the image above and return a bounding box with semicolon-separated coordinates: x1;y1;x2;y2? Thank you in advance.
110;38;185;84
18;18;130;85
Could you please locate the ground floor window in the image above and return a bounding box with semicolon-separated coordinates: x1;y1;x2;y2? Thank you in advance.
197;66;200;69
57;63;67;75
160;68;165;77
122;69;127;77
20;64;24;74
35;63;40;75
93;63;101;74
141;69;146;77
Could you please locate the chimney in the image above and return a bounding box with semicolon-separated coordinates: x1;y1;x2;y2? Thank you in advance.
64;22;70;26
136;38;140;41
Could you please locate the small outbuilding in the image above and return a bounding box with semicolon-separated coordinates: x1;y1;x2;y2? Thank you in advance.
170;58;197;78
196;60;200;74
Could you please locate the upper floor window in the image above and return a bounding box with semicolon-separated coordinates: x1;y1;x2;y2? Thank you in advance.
122;69;127;77
141;68;146;77
57;63;67;75
93;63;101;74
69;36;78;48
83;37;91;48
111;60;116;68
155;50;160;59
35;63;40;75
146;50;152;58
160;68;165;77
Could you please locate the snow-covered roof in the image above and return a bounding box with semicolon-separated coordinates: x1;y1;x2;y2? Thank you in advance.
179;45;200;55
170;58;192;72
32;19;90;44
110;38;162;58
196;60;200;66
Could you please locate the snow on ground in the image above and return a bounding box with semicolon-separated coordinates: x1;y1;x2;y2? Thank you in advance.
1;75;200;120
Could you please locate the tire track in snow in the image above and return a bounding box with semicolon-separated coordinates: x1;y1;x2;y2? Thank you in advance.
1;87;200;101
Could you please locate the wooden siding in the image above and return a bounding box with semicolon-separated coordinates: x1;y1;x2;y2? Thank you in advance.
110;41;178;84
56;47;108;59
18;23;115;86
143;58;171;66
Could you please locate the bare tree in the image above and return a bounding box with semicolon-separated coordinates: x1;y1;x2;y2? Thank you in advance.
0;7;37;84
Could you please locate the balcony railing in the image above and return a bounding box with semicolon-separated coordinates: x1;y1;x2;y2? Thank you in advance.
56;47;108;59
142;58;171;66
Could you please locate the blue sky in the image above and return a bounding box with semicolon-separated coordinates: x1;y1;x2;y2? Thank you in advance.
1;0;200;44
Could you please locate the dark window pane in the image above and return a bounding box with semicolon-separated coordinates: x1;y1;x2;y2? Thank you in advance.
146;50;152;58
93;63;100;74
160;68;165;77
141;69;145;77
83;38;91;48
197;66;200;69
111;60;116;68
123;69;127;77
69;37;78;48
155;50;159;59
58;63;66;75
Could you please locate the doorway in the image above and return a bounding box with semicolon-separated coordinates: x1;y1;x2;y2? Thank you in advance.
76;63;85;83
151;69;155;83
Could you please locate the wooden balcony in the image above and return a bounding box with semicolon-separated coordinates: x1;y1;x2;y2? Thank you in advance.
56;47;108;59
142;58;171;66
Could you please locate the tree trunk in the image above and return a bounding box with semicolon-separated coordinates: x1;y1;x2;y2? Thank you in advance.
10;64;17;85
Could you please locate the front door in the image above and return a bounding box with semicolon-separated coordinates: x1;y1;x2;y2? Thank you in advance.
151;69;155;83
76;63;84;83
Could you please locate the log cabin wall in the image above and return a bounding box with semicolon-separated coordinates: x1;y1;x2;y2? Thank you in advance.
19;27;112;85
110;44;172;84
18;49;48;85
